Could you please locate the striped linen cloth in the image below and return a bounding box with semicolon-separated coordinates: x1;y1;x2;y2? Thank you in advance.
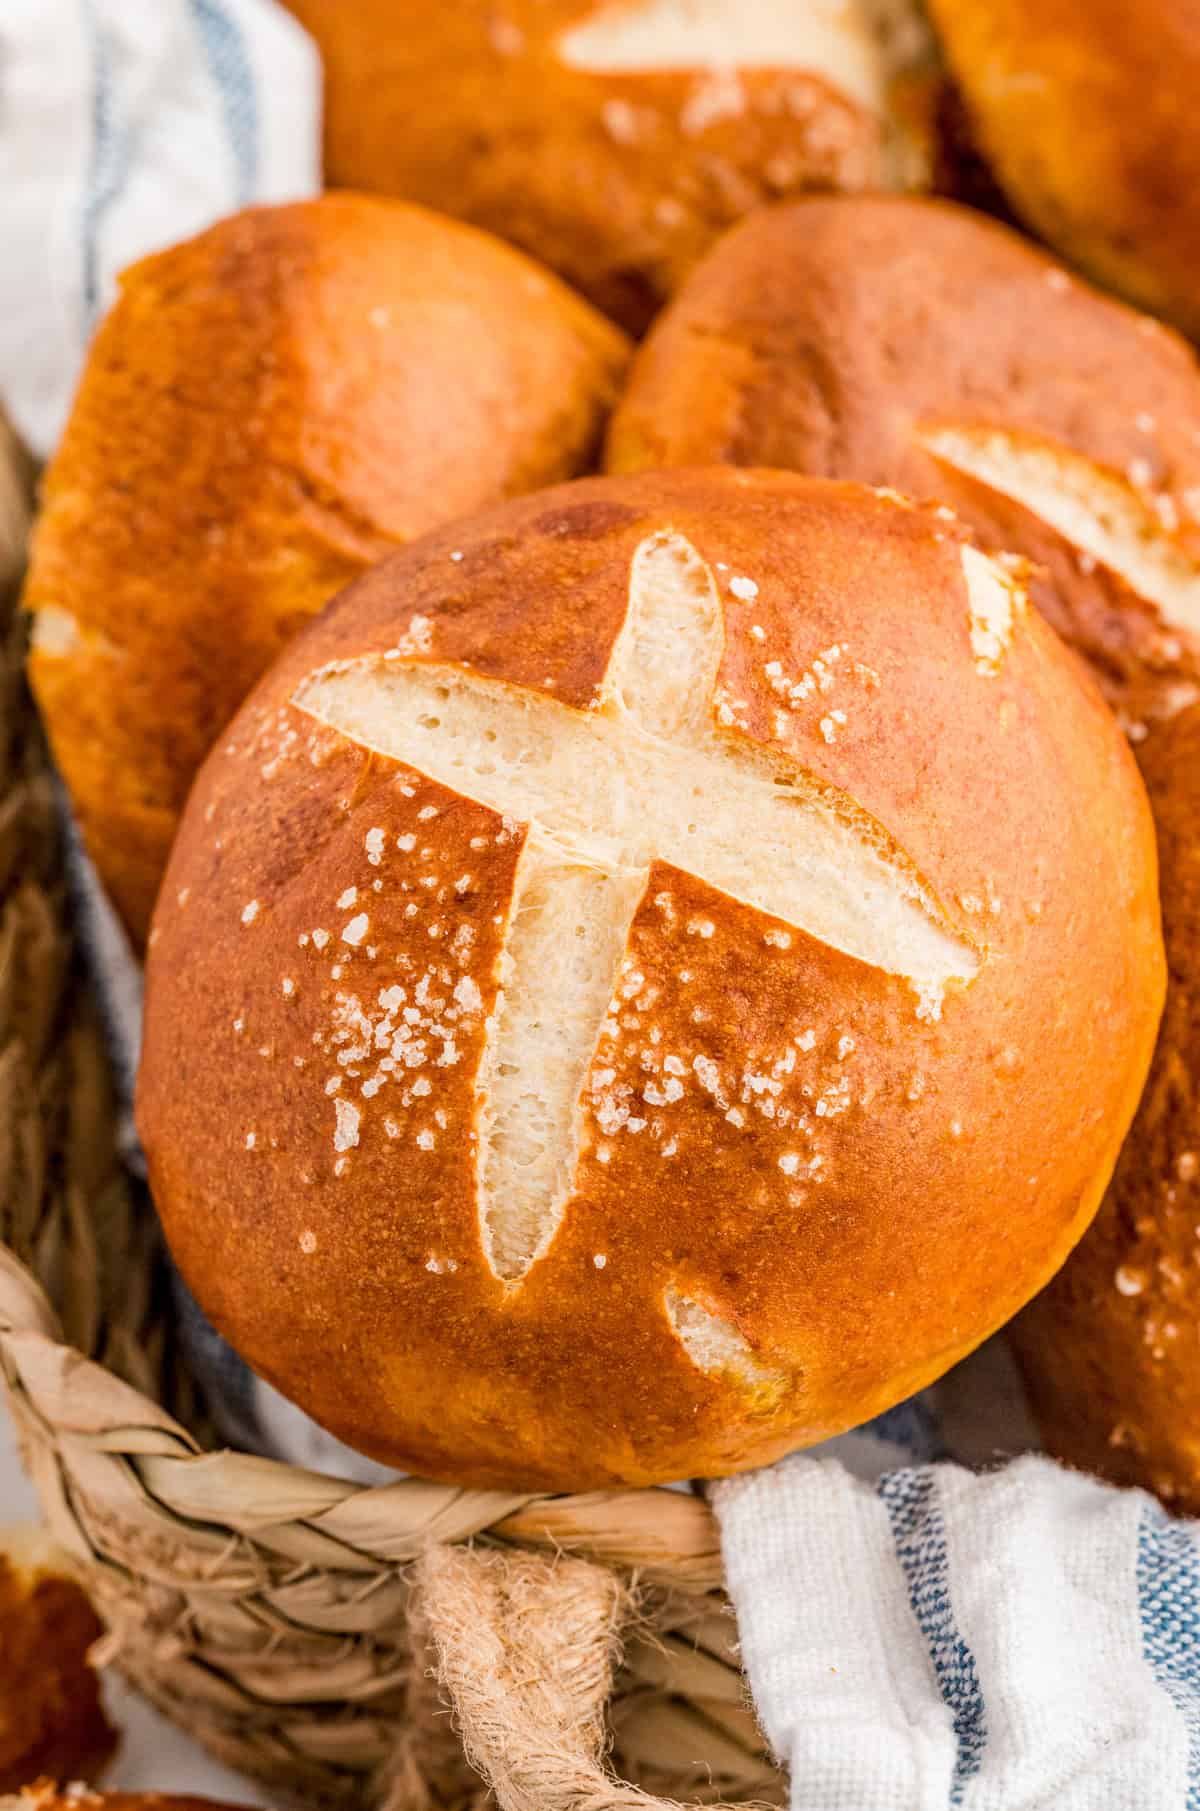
716;1448;1200;1810
0;0;318;458
5;9;1200;1805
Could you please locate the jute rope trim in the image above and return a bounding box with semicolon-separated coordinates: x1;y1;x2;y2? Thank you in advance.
407;1545;771;1811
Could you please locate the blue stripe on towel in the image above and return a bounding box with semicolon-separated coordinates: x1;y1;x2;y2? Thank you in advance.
879;1468;987;1805
1138;1499;1200;1807
80;0;133;324
187;0;259;201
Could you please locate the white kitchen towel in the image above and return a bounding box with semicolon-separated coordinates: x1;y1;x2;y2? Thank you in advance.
715;1450;1200;1811
0;0;320;458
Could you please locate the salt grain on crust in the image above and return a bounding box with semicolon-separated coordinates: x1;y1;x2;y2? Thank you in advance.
333;1098;361;1152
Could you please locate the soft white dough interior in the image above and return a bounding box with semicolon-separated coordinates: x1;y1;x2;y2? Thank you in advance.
663;1287;785;1393
960;543;1023;675
477;847;645;1279
556;0;932;117
922;425;1200;637
31;606;118;659
294;531;975;1296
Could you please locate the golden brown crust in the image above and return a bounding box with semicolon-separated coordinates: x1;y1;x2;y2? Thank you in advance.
606;195;1200;732
280;0;933;331
0;1544;117;1793
1012;702;1200;1509
4;1792;250;1811
925;0;1200;338
23;194;629;945
137;468;1163;1490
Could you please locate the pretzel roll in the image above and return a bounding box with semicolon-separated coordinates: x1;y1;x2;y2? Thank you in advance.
137;469;1163;1490
1012;703;1200;1507
607;196;1200;737
23;195;628;944
0;1528;116;1792
280;0;937;331
2;1793;249;1811
924;0;1200;338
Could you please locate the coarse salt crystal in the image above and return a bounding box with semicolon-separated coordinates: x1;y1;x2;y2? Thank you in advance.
333;1099;361;1152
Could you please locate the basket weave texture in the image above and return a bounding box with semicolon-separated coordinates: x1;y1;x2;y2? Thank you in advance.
0;414;780;1811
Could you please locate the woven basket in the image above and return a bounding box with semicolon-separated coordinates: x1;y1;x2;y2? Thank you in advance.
0;415;780;1811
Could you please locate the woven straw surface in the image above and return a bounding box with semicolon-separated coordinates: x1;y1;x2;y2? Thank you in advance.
0;412;780;1811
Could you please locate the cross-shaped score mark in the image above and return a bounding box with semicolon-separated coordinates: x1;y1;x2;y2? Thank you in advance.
556;0;901;119
294;530;978;1286
919;426;1200;641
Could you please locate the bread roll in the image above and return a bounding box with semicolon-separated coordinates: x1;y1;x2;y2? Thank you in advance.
137;468;1163;1490
1011;704;1200;1507
23;195;629;945
280;0;937;330
924;0;1200;338
2;1792;248;1811
0;1527;116;1792
607;196;1200;737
